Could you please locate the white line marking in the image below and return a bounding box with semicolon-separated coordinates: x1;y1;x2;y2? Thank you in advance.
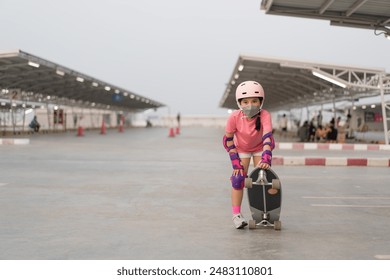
311;204;390;208
374;255;390;260
303;196;390;200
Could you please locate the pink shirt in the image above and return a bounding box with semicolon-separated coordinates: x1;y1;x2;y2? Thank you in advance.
225;109;273;153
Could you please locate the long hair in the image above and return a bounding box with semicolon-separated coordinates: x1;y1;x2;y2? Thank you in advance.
255;111;261;131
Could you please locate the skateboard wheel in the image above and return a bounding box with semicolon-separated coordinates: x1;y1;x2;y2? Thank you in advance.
271;179;281;190
244;178;253;188
274;220;282;231
249;220;257;229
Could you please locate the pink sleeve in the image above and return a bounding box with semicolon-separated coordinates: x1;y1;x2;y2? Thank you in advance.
261;110;273;133
225;113;236;133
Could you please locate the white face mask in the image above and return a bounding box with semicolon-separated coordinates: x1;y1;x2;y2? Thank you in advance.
242;105;260;118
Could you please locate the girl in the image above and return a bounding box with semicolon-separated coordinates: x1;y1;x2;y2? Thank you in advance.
223;81;275;229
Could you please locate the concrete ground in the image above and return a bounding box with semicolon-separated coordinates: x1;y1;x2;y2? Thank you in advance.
1;127;390;260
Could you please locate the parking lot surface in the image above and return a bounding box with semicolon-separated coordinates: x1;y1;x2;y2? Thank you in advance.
1;127;389;259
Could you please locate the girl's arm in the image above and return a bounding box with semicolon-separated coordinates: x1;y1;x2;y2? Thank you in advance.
258;111;275;169
258;131;273;170
223;132;244;176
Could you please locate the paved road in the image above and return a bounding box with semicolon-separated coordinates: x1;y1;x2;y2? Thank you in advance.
1;127;389;259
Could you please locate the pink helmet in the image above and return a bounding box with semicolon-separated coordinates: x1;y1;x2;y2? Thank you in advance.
235;81;265;109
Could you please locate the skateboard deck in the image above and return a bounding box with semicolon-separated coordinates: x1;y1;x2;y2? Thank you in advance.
245;168;282;230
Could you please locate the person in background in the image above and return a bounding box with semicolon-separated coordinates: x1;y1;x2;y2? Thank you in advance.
279;113;288;138
326;118;338;143
298;121;309;142
315;125;327;142
29;116;40;132
176;112;181;128
308;119;316;142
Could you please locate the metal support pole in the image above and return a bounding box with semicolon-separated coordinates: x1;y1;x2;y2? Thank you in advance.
46;103;51;131
306;106;310;123
379;74;389;145
22;106;26;133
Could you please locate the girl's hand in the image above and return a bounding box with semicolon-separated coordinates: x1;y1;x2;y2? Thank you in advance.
232;169;244;176
257;162;270;170
258;150;272;169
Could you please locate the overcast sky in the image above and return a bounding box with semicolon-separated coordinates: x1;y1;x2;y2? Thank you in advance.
1;0;389;116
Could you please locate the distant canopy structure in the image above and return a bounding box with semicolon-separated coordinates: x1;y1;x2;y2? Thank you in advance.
220;54;390;144
0;49;164;112
260;0;390;39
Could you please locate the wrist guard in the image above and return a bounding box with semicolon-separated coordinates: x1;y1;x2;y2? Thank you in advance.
261;150;272;166
229;152;244;170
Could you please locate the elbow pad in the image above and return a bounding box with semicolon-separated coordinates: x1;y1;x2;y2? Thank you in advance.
223;135;235;152
262;132;275;150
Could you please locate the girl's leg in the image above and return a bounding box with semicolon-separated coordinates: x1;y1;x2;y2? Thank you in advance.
253;156;262;167
231;157;251;213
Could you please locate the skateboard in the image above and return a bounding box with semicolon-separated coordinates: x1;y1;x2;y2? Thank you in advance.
245;168;282;230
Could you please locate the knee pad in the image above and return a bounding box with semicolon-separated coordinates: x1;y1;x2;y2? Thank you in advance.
230;172;247;190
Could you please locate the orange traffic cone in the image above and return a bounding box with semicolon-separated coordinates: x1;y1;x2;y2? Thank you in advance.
100;120;106;135
175;127;180;135
168;127;175;137
77;126;84;137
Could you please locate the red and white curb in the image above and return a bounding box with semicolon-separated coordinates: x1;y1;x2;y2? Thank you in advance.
0;138;30;145
275;143;390;151
273;156;390;167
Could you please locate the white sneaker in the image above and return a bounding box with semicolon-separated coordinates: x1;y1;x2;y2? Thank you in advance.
232;213;248;229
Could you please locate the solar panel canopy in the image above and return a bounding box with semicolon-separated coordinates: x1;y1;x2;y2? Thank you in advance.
0;50;164;111
220;54;388;112
261;0;390;37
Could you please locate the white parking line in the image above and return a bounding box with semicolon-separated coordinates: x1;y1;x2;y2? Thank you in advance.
303;196;390;200
311;204;390;208
374;255;390;260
